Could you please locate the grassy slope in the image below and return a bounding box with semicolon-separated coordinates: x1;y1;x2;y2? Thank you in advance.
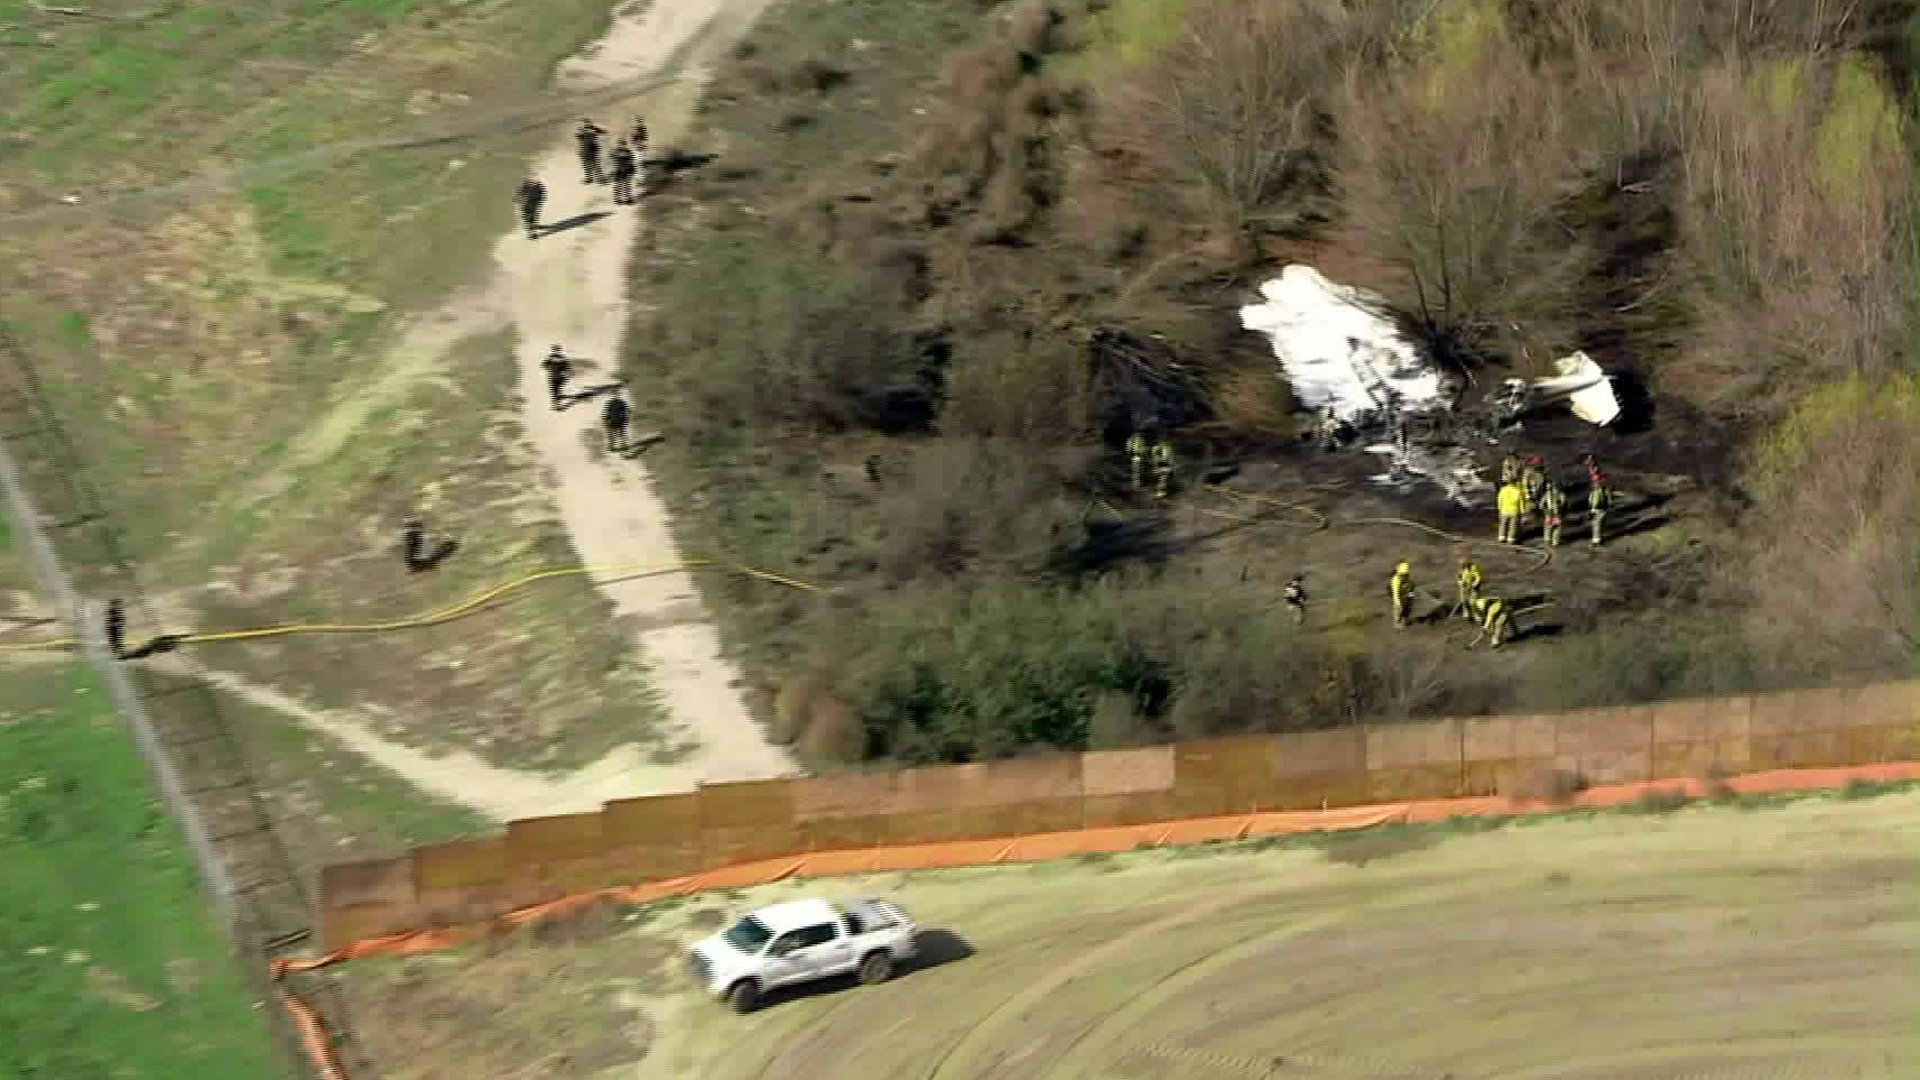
341;784;1919;1079
0;0;667;768
128;666;492;868
0;661;284;1079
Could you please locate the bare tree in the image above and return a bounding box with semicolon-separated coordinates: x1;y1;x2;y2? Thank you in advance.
1329;14;1592;372
1105;0;1357;241
1742;375;1919;678
1673;54;1917;407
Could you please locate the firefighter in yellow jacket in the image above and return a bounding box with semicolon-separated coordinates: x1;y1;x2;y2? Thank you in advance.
1455;556;1483;620
1500;452;1523;486
1125;429;1148;492
1150;437;1177;499
1539;479;1567;547
1520;455;1545;507
1468;595;1512;650
1391;561;1415;629
1496;481;1526;544
1589;471;1615;546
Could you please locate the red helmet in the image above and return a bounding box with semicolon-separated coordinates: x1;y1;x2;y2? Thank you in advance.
1528;455;1542;465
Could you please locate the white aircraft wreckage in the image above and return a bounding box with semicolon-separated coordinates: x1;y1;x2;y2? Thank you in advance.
1238;265;1622;506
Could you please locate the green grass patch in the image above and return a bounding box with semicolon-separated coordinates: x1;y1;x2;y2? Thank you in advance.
187;329;665;772
2;0;623;567
697;0;984;180
0;662;283;1079
1055;0;1191;80
214;684;490;863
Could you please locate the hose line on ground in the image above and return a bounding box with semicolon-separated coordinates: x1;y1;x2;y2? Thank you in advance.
0;488;1550;655
0;559;823;654
1203;484;1554;575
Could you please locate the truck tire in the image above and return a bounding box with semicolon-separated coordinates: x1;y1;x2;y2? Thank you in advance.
857;950;893;986
727;979;761;1014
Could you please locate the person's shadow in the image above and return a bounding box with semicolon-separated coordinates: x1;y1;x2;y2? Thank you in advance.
403;522;460;573
536;210;612;238
620;433;666;458
564;382;625;405
405;539;458;573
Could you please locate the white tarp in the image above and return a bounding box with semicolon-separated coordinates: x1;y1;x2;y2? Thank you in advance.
1238;265;1449;424
1531;351;1620;426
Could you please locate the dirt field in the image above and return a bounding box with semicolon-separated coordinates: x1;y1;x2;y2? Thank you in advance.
340;788;1918;1080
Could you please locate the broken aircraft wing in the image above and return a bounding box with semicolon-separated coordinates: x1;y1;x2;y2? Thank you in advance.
1530;352;1621;427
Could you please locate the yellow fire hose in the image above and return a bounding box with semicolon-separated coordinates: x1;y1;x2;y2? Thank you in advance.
1199;484;1554;575
1;487;1553;656
0;559;823;654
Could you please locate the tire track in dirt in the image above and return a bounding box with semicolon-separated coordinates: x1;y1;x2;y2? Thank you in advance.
918;882;1350;1080
942;875;1518;1080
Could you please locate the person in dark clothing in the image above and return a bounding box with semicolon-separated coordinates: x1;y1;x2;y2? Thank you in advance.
104;598;127;659
515;177;546;239
629;116;648;158
609;141;638;205
542;344;571;409
602;392;632;453
401;518;457;572
403;518;428;571
576;119;608;184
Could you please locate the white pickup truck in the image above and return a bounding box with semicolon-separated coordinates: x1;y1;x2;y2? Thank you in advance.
686;897;918;1013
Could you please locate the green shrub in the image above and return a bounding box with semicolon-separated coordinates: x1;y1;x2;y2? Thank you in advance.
654;233;933;433
803;570;1313;762
871;438;1090;583
1516;619;1759;712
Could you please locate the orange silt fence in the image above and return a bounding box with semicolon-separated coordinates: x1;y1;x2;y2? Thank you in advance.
272;760;1918;1077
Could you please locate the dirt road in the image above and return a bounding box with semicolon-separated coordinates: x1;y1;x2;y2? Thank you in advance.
490;0;795;787
176;0;798;812
341;789;1920;1080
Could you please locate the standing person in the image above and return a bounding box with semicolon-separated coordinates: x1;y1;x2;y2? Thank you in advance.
629;115;649;158
1284;574;1308;626
608;140;638;205
1496;481;1525;545
575;118;608;184
402;518;428;572
104;598;127;660
602;390;632;454
1588;471;1615;546
1521;456;1545;511
541;344;572;410
1150;436;1177;500
515;177;546;239
1500;451;1523;486
1539;479;1566;547
1125;427;1149;493
1317;407;1341;453
1390;561;1415;629
1455;556;1483;620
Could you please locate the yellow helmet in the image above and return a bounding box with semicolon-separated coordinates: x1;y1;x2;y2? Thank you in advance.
1395;561;1410;574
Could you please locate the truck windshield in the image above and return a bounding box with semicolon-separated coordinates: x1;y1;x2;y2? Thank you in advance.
722;915;773;954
